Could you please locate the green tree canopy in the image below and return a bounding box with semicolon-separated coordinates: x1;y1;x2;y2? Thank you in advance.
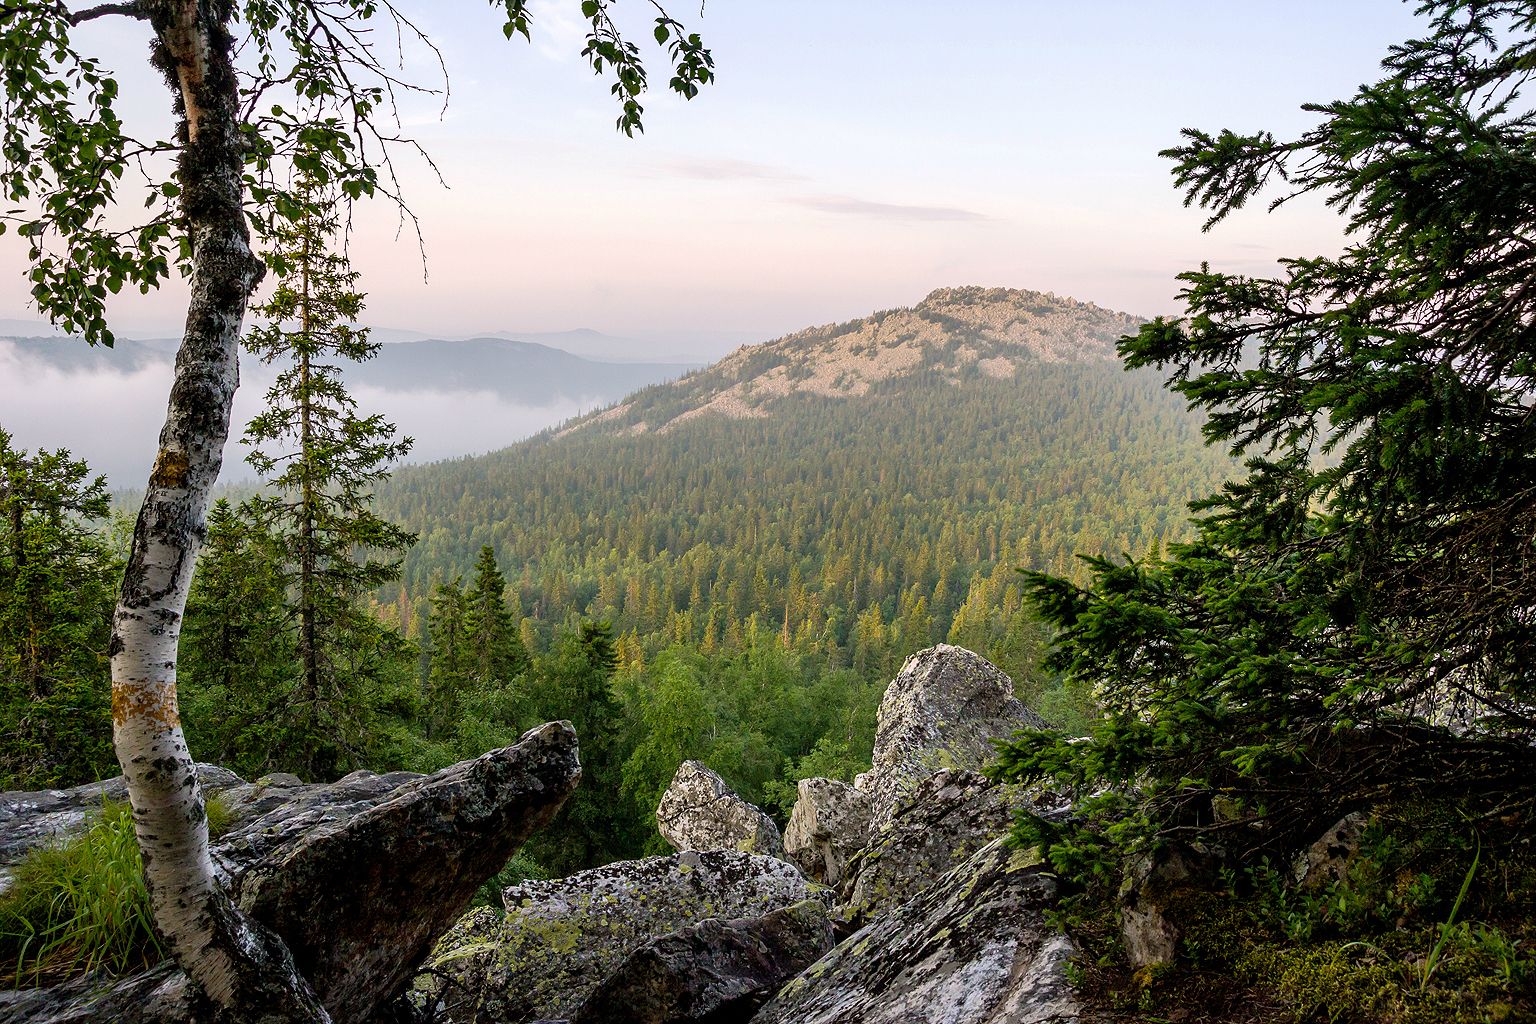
0;430;116;787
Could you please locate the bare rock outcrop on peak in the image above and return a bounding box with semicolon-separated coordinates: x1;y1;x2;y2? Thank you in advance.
556;287;1142;436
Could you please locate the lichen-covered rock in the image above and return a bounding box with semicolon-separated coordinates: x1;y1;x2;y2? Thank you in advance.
568;899;835;1024
753;838;1083;1024
656;760;783;857
854;645;1046;833
214;769;428;854
428;850;818;1023
0;722;581;1024
843;769;1015;921
783;777;871;887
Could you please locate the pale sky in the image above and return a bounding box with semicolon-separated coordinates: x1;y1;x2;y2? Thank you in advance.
0;1;1424;346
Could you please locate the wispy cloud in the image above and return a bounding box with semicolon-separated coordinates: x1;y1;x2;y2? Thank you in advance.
786;194;990;222
662;158;807;181
525;0;589;60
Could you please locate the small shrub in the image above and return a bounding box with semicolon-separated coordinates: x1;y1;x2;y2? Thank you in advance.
471;852;549;909
0;801;162;987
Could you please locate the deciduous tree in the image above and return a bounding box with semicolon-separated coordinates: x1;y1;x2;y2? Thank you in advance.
0;1;713;1015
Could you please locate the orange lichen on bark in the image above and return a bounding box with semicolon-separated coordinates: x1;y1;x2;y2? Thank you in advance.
149;447;191;488
112;680;181;728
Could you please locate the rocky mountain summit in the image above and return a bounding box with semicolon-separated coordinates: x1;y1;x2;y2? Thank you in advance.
0;647;1087;1024
556;287;1141;437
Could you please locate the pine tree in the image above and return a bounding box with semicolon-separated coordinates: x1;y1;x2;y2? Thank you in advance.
239;175;417;780
0;430;116;787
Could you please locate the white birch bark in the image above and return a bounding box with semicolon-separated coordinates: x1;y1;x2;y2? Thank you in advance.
110;2;329;1020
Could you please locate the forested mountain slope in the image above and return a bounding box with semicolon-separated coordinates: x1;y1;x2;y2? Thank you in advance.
372;287;1231;697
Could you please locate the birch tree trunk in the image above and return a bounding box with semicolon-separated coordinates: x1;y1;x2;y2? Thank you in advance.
110;2;329;1020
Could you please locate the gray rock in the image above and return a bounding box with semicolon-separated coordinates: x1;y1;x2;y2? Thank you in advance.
656;760;783;858
427;850;818;1023
0;722;581;1024
843;769;1015;921
0;763;246;874
1292;812;1368;888
1119;844;1210;970
854;645;1046;833
0;964;192;1024
782;777;871;887
568;899;835;1024
253;771;304;788
753;838;1083;1024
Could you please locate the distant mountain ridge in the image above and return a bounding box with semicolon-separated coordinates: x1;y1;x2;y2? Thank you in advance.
0;335;696;407
556;286;1141;437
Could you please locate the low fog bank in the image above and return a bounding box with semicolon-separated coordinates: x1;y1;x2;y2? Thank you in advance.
0;343;604;488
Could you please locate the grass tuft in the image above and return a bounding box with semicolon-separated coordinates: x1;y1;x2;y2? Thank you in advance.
0;801;163;987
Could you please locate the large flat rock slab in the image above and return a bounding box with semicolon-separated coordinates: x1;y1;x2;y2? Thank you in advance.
0;723;581;1024
428;850;819;1023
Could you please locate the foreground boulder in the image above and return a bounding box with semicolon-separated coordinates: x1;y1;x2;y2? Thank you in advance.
569;900;835;1024
0;722;582;1024
428;850;818;1023
656;760;783;857
753;838;1083;1024
782;777;871;887
854;645;1047;834
1118;844;1213;970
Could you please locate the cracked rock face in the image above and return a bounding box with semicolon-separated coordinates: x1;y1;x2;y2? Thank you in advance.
782;777;871;887
568;899;835;1024
854;644;1047;834
427;850;819;1023
655;760;784;858
0;723;582;1024
843;769;1016;922
752;839;1084;1024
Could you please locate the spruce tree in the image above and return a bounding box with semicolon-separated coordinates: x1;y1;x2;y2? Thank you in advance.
179;500;298;778
239;176;417;780
424;576;469;741
465;545;530;692
525;621;630;873
993;0;1536;870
